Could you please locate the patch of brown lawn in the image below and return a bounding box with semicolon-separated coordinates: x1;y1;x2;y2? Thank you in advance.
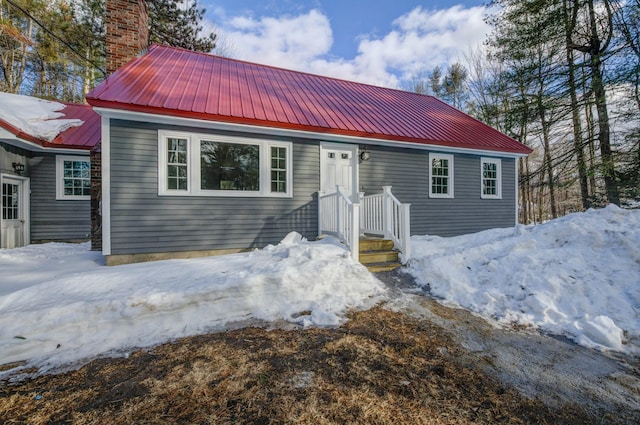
0;308;599;424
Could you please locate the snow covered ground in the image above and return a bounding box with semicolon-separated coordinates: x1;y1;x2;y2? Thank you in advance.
1;205;638;379
0;234;385;377
407;204;640;355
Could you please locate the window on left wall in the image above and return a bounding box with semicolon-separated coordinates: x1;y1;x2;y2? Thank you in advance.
158;131;292;197
56;155;90;200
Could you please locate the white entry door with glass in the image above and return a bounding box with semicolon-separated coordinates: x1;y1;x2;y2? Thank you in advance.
1;175;29;249
320;143;358;199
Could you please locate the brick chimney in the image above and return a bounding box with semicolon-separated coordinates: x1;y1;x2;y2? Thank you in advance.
106;0;149;75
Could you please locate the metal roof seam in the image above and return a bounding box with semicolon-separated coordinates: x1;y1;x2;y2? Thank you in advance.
184;52;209;113
286;69;329;129
298;73;341;129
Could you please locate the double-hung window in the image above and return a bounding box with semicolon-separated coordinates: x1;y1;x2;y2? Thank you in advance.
481;157;502;199
56;155;90;200
159;131;292;197
428;153;454;198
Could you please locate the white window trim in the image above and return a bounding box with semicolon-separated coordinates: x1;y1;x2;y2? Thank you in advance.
481;157;502;199
158;130;293;197
55;155;90;200
428;153;454;199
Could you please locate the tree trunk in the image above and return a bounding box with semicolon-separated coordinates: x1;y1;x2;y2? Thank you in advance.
537;176;545;223
587;0;620;205
587;117;598;195
525;157;532;223
537;97;558;218
563;0;590;210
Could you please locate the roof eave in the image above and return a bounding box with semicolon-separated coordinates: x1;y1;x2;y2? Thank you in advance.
87;99;533;156
0;125;91;154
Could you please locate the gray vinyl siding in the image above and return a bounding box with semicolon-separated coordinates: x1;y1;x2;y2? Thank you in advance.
108;119;518;255
30;154;91;241
108;120;319;255
359;145;516;237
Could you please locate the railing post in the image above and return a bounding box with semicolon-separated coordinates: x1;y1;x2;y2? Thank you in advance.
335;186;341;241
358;191;364;235
401;203;411;260
351;203;360;261
382;186;393;240
317;191;325;237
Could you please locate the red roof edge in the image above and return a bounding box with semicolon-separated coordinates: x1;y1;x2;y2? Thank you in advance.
0;101;100;151
88;98;532;155
0;118;46;148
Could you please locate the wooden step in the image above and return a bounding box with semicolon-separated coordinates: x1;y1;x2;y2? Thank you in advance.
359;250;399;264
358;238;401;272
366;262;402;273
359;238;394;252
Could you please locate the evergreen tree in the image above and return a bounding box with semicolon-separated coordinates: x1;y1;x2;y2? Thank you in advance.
147;0;216;52
0;0;218;99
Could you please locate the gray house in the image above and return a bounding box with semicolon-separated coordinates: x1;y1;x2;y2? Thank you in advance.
88;0;531;266
0;94;101;249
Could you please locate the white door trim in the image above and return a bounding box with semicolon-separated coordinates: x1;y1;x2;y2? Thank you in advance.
0;173;30;249
319;142;359;201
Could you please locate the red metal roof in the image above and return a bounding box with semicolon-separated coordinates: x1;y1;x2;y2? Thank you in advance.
87;44;531;155
0;101;101;151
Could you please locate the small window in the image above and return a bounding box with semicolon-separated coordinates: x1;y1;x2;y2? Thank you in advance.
2;183;19;219
167;137;188;191
429;153;454;198
56;155;90;200
481;158;502;199
271;146;287;193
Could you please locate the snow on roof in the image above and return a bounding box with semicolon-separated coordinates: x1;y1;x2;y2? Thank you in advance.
0;92;83;142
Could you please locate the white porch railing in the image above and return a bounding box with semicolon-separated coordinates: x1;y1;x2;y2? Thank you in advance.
318;186;360;261
359;186;411;260
318;185;411;262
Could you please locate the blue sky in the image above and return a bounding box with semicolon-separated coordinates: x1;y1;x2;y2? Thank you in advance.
202;1;493;89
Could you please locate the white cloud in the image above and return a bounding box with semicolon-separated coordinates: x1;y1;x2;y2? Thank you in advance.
215;5;492;89
225;9;333;70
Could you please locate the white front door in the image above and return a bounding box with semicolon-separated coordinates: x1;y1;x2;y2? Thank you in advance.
320;143;358;199
1;175;29;249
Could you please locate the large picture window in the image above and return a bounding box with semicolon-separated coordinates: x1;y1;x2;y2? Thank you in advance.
201;141;260;191
481;157;502;199
428;153;454;198
159;131;292;197
56;155;90;200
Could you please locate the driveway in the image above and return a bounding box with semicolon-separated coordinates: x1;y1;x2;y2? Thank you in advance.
378;269;640;422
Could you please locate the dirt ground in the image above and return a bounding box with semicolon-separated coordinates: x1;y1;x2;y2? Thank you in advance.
1;271;639;424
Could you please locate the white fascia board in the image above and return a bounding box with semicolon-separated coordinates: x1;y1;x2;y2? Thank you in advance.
93;107;529;159
101;116;111;256
0;128;90;155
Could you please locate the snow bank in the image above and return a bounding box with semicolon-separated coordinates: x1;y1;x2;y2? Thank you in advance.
407;205;640;354
0;92;83;141
0;234;385;376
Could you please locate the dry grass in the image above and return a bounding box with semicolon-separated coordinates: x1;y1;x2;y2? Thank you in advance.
0;308;599;424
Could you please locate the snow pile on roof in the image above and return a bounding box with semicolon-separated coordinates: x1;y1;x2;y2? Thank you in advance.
0;233;385;377
407;204;640;355
0;92;83;142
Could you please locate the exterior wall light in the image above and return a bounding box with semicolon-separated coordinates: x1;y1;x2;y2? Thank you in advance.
12;162;25;175
359;149;370;163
